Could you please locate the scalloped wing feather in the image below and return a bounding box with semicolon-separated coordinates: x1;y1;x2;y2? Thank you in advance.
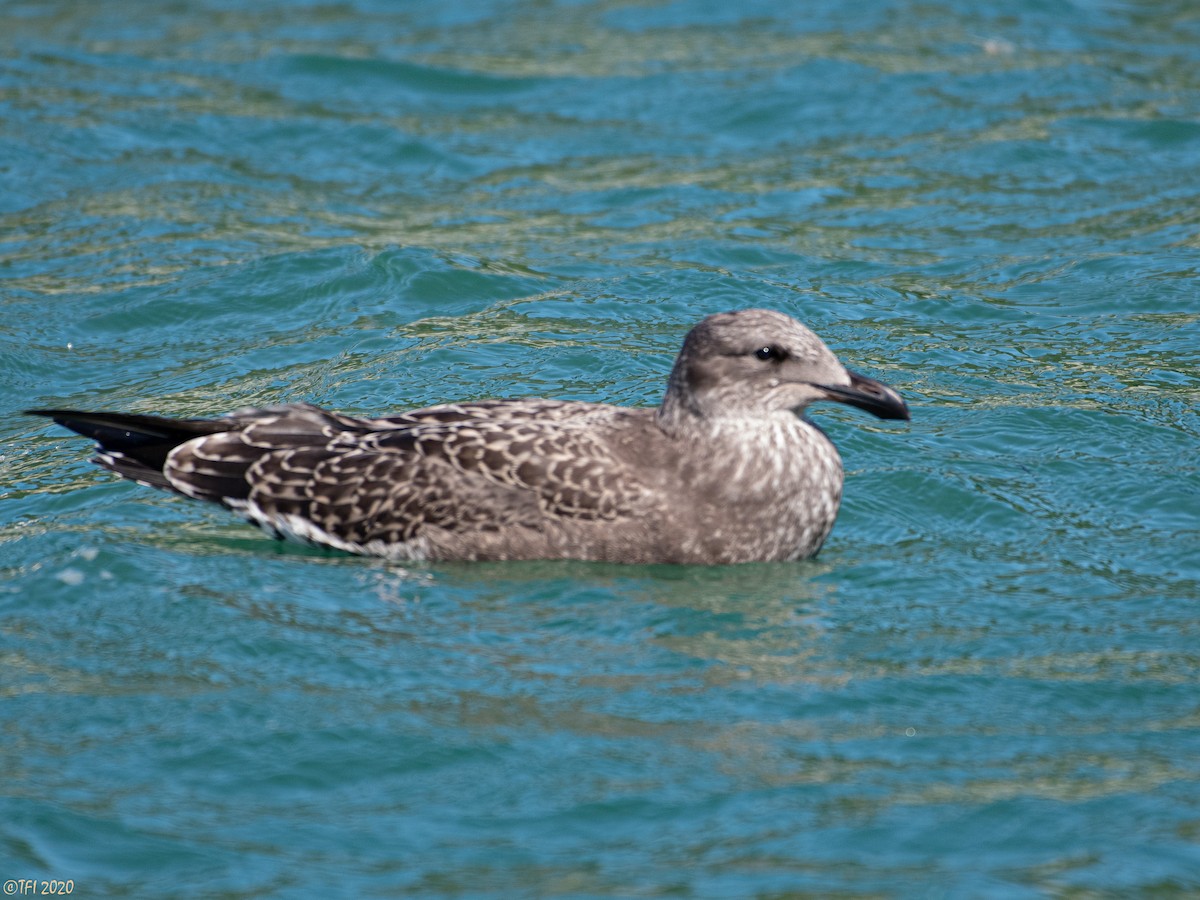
162;401;654;551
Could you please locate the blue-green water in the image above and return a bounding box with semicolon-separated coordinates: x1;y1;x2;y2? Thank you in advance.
3;0;1200;895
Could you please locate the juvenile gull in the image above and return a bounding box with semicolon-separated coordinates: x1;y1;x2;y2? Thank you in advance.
28;309;908;565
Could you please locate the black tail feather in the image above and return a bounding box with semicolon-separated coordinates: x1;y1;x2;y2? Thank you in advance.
27;409;226;489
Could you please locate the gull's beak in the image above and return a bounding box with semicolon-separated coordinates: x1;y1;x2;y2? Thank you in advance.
815;369;910;421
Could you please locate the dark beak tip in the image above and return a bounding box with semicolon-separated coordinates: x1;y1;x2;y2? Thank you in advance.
819;371;910;422
886;396;912;422
870;398;910;422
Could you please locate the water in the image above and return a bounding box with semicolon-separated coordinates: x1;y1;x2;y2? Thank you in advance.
3;0;1199;895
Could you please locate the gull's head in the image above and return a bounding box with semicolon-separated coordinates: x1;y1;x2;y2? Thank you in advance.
658;308;910;426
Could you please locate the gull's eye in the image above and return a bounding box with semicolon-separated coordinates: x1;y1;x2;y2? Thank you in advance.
754;346;785;362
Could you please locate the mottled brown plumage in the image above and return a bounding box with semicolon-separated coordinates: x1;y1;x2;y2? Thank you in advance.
29;309;908;564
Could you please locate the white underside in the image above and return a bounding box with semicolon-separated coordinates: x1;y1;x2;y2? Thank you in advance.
228;500;433;562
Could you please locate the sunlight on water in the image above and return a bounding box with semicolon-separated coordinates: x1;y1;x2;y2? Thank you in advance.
2;0;1199;895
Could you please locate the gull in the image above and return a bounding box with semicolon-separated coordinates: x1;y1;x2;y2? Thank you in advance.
29;309;909;564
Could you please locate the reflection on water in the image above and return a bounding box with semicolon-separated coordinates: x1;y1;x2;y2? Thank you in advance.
3;0;1200;894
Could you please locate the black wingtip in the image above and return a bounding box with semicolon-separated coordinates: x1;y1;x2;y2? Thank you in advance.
27;408;232;475
26;409;108;436
29;407;226;493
